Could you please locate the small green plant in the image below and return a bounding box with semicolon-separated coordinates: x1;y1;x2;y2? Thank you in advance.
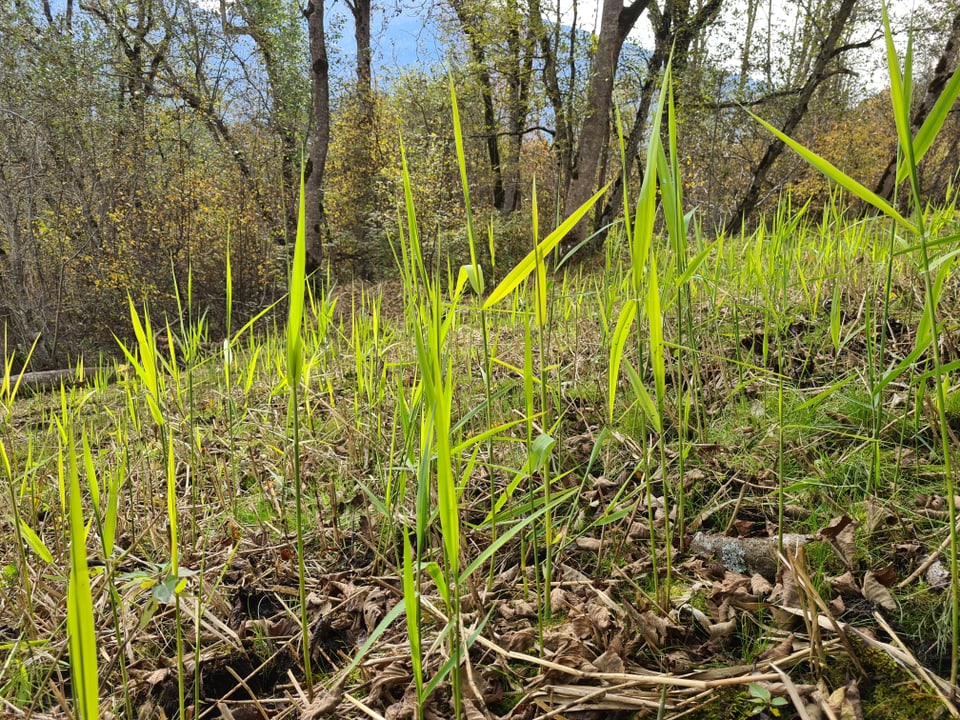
746;682;789;717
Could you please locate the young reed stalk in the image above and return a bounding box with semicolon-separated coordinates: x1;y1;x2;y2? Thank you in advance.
746;0;960;685
285;164;313;697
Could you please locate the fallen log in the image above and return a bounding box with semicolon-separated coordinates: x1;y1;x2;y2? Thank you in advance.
8;367;105;394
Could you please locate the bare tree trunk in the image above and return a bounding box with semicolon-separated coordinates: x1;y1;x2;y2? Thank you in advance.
305;0;330;274
598;0;723;235
501;0;532;215
530;0;574;197
725;0;858;235
874;6;960;201
563;0;648;247
346;0;371;95
450;0;505;210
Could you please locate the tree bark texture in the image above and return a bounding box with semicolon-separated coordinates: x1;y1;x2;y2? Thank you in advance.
725;0;858;234
305;0;330;274
563;0;649;248
874;6;960;202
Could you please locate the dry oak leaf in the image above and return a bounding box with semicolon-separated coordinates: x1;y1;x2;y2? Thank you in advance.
503;627;537;653
367;660;411;703
384;685;419;720
570;613;595;640
575;536;602;552
827;679;864;720
300;679;344;719
586;601;613;631
708;618;738;643
500;600;538;620
750;573;774;597
829;595;845;617
758;633;795;661
828;570;861;597
818;515;856;568
862;571;897;612
593;646;625;674
462;698;488;720
550;587;571;612
637;610;672;649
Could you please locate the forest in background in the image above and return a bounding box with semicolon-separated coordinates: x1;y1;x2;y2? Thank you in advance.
2;0;960;368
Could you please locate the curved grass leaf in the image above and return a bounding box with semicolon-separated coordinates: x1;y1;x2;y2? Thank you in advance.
608;298;638;422
744;109;916;233
484;185;609;310
17;518;53;564
66;424;99;720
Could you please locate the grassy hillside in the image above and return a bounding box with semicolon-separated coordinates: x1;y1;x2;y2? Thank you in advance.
5;37;960;719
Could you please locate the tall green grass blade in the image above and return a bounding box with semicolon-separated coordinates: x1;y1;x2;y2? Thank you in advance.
609;299;638;422
402;528;423;703
65;417;99;720
286;166;307;385
17;519;53;564
483;185;609;310
647;257;665;406
624;361;661;434
285;161;313;696
744;109;916;232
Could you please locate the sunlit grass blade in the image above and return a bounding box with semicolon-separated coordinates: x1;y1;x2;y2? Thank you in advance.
744;109;916;233
285;161;313;697
287;167;307;385
65;415;99;720
17;517;53;564
483;184;609;310
608;298;638;422
402;526;423;702
624;361;661;434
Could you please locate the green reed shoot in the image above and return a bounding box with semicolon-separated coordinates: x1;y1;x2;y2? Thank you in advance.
747;0;960;683
285;163;313;696
61;407;99;720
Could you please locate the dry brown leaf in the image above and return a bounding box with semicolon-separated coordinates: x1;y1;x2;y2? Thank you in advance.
362;588;390;635
773;566;800;629
862;571;897;612
637;610;671;649
865;499;898;535
828;570;860;597
819;515;856;568
503;627;536;652
384;685;419;720
829;595;845;617
462;698;487;720
872;564;897;586
575;536;602;551
593;644;625;674
758;633;795;661
827;680;863;720
586;601;612;631
751;573;773;596
570;613;593;639
500;600;538;620
712;573;762;612
545;638;590;681
300;679;344;719
550;587;570;611
708;618;737;642
367;660;410;702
